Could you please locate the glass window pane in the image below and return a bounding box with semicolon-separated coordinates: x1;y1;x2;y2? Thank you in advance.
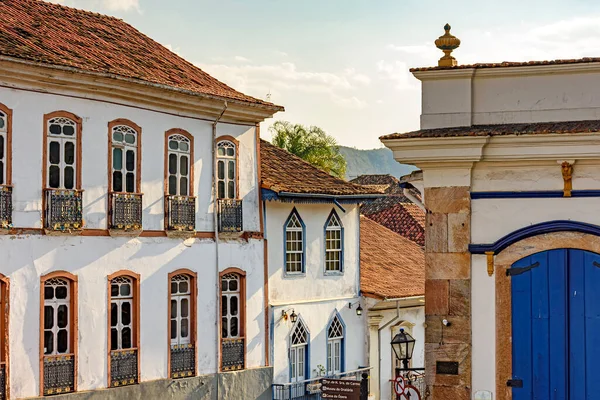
110;328;118;350
226;147;234;157
169;154;177;175
113;131;123;142
228;161;235;180
181;298;189;318
65;142;75;165
180;177;188;196
180;156;188;176
125;133;135;144
217;182;224;199
49;166;60;188
45;286;54;300
230;296;238;316
49;141;60;164
122;327;132;349
221;296;228;316
169;140;178;150
111;303;118;327
113;171;123;192
0;117;4;130
179;142;189;152
0;136;4;160
179;281;188;293
0;161;4;185
171;320;177;339
181;318;189;338
230;317;238;337
44;331;54;355
55;285;67;299
171;300;177;319
63;125;75;136
217;161;224;180
113;148;122;170
57;330;68;353
44;306;54;329
228;181;235;199
168;176;177;195
126;150;135;172
171;282;178;294
126;173;134;193
120;283;130;297
57;305;68;328
221;317;228;338
49;124;61;135
111;284;119;297
122;302;131;326
221;280;228;292
64;167;74;189
229;280;238;292
217;147;225;156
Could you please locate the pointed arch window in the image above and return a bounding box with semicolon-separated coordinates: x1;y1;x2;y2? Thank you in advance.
325;210;343;273
290;317;309;383
327;313;345;375
285;209;305;274
40;272;78;396
169;270;197;378
107;271;140;388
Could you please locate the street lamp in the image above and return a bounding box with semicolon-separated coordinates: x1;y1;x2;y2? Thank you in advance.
391;328;415;369
348;301;363;316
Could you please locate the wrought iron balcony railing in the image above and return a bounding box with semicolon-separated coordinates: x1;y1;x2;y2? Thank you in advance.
110;348;138;387
217;199;243;233
221;338;245;371
0;362;5;400
43;354;75;396
0;186;12;230
166;195;196;232
44;189;83;233
109;192;143;232
170;344;196;378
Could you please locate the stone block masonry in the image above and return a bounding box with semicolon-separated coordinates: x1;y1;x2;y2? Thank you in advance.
424;186;471;400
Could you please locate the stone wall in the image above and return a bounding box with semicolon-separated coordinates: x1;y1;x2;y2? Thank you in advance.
423;187;471;399
28;367;272;400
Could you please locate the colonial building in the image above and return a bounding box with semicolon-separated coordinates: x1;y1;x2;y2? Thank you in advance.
382;24;600;400
259;140;380;395
0;1;282;399
360;217;424;400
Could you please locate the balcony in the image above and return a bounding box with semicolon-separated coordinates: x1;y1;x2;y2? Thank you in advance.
0;363;5;400
43;354;75;396
109;192;143;236
170;344;196;378
166;195;195;237
44;189;83;235
221;338;245;371
110;349;138;387
218;199;243;234
0;186;11;232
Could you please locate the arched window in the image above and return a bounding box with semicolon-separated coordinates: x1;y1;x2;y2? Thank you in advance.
327;313;345;375
0;274;8;399
216;138;237;199
107;272;140;387
110;122;140;194
166;131;193;196
169;270;197;378
40;272;78;396
220;269;246;371
290;317;309;383
325;210;343;273
44;113;81;190
285;209;305;274
0;104;12;186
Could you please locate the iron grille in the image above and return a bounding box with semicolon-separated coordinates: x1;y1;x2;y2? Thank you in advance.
166;196;195;232
218;199;243;233
44;189;83;232
110;193;142;230
110;349;138;387
170;344;196;378
0;186;11;229
43;355;75;396
0;363;5;400
221;338;244;371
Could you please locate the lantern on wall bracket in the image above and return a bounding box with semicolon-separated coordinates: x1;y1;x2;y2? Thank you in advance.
391;328;416;369
348;301;363;316
282;309;298;323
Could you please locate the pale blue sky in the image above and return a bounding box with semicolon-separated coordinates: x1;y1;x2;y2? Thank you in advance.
55;0;600;148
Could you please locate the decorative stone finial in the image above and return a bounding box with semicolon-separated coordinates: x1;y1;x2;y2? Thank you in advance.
435;23;461;67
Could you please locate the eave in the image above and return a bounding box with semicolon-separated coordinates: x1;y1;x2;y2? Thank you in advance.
261;188;382;204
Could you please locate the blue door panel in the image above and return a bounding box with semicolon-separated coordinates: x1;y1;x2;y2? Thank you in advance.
512;255;534;400
547;250;567;400
568;250;585;400
530;252;550;400
583;251;600;399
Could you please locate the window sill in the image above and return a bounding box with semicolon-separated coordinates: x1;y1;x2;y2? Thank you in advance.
324;271;344;276
283;271;306;279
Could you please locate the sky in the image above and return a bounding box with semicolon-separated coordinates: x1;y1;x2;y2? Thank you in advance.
52;0;600;149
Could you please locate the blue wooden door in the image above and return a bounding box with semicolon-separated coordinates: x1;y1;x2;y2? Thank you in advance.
511;249;600;400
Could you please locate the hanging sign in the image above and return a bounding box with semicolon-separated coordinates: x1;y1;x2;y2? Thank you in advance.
321;378;361;399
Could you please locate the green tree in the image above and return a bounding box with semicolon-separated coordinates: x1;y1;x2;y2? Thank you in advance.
269;121;347;178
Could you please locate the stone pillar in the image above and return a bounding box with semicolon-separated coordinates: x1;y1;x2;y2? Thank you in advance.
423;187;471;399
368;314;384;400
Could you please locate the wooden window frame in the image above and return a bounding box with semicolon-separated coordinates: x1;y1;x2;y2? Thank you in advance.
219;267;246;371
107;119;142;195
107;270;140;387
284;208;306;275
39;271;78;397
0;103;13;187
164;129;194;197
0;274;9;400
324;209;344;274
215;135;239;200
167;269;197;378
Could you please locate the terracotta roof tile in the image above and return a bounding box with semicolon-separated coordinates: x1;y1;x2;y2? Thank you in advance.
364;203;425;246
0;0;282;110
360;216;424;300
260;140;382;196
410;57;600;72
380;120;600;140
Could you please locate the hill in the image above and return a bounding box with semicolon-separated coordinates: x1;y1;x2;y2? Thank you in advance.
339;146;416;180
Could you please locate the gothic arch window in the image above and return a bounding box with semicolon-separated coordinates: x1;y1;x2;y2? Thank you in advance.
290;317;309;383
324;210;343;273
326;312;345;375
285;208;305;274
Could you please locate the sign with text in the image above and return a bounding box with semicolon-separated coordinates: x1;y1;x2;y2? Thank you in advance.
321;378;361;400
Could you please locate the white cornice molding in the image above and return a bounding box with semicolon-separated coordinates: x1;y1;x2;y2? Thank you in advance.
412;68;476;81
383;136;489;165
0;57;281;124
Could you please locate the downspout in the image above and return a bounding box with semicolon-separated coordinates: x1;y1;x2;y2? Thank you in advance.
399;183;425;211
377;300;401;398
213;102;228;390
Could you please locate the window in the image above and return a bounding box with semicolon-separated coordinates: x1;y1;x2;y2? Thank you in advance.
325;210;343;272
166;130;193;197
110;122;140;193
285;209;305;274
45;113;81;190
40;272;78;396
216;139;237;199
0;104;12;186
169;270;197;378
221;273;241;339
220;269;246;371
327;314;344;375
290;318;308;383
107;271;140;387
170;275;191;346
0;274;8;399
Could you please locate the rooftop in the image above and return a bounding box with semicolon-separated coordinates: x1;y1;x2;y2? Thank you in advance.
260;140;382;197
411;57;600;72
360;216;424;300
0;0;282;110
